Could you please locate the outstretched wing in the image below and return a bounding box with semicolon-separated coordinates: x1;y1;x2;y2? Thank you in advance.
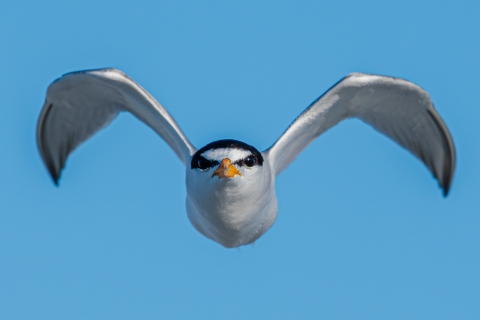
265;73;455;195
37;68;196;184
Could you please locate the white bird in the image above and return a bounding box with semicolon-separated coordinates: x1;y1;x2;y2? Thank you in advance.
37;68;455;248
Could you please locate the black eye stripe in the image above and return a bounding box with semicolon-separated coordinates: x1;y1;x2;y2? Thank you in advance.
233;159;243;166
193;157;219;170
232;155;257;167
193;156;258;170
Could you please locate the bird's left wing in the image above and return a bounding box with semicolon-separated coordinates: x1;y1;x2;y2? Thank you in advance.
37;68;196;184
265;73;455;195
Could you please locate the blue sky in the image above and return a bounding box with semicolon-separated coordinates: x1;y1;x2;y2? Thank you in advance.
1;1;479;319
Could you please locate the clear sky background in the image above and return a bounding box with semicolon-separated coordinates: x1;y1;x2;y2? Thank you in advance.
1;1;479;319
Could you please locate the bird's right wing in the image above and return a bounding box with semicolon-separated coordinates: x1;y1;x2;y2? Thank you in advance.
265;73;455;195
37;68;196;184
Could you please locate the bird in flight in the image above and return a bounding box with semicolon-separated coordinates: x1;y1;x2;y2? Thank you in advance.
37;68;455;248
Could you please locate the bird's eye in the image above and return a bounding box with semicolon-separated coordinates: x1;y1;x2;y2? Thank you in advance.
197;157;210;170
243;155;256;168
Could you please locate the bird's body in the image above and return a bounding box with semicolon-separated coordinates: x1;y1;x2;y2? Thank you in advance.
186;140;277;247
37;68;455;248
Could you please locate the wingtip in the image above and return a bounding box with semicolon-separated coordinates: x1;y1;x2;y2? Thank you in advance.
442;185;450;197
47;166;60;186
39;144;62;187
424;108;455;199
439;156;453;198
441;174;452;197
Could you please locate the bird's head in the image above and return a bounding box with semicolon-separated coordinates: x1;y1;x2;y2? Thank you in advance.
187;139;268;199
190;139;264;182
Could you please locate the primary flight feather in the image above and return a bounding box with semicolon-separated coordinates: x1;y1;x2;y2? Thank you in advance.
37;68;455;247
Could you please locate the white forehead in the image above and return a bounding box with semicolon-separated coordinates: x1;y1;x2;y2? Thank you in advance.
201;148;251;162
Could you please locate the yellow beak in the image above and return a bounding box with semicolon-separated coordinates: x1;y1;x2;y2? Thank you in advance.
212;158;242;179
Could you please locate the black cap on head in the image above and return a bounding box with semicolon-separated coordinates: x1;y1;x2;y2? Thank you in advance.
191;139;264;169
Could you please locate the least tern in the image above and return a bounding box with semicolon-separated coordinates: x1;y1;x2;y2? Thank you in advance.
37;68;455;248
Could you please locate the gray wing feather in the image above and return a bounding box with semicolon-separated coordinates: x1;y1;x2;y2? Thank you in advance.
37;68;196;184
265;73;455;195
